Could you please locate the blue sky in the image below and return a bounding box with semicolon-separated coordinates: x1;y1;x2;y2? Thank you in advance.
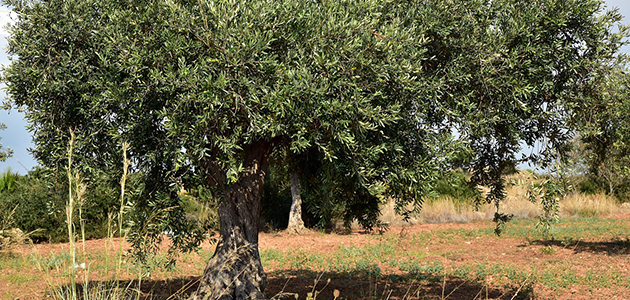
1;1;629;174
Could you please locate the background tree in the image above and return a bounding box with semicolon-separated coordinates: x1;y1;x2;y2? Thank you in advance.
265;149;311;234
265;143;410;234
2;0;627;299
577;65;630;200
287;166;307;233
413;0;628;230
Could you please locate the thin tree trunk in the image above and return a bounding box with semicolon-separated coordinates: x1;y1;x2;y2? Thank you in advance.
286;171;307;234
190;141;273;300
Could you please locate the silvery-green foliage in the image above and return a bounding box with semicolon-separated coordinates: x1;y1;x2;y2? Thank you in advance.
2;0;627;253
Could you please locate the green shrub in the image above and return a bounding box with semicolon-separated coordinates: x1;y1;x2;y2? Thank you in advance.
578;178;603;195
0;169;65;242
432;171;480;201
0;167;121;243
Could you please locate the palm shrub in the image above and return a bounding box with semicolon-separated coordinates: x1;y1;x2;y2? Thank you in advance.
0;168;16;193
0;168;17;231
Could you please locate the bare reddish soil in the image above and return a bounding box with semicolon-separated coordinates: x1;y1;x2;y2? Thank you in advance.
2;212;629;299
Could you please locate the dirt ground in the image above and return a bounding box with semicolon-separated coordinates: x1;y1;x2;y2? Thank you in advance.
2;212;629;299
259;213;630;300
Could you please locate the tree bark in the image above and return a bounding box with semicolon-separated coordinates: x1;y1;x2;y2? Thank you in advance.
190;141;273;300
286;171;307;234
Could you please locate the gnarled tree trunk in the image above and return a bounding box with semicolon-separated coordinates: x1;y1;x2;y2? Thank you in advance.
190;141;273;300
286;171;307;234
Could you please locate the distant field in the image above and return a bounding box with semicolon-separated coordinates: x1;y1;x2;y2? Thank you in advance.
1;211;629;299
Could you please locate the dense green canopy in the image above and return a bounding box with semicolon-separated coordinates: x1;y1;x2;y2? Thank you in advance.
2;0;627;298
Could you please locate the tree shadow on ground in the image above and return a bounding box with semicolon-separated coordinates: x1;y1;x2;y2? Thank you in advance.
63;269;533;300
264;269;533;300
527;237;630;255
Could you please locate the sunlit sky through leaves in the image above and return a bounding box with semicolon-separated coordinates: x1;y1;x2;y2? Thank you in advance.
1;1;629;174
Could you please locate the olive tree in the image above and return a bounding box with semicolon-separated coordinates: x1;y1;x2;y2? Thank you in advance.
2;0;626;299
3;0;435;298
576;63;630;198
416;0;628;214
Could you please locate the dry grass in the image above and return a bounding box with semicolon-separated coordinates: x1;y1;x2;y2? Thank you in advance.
378;201;420;227
379;198;491;226
0;228;31;250
414;197;493;224
501;173;541;220
379;171;624;225
560;193;618;217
